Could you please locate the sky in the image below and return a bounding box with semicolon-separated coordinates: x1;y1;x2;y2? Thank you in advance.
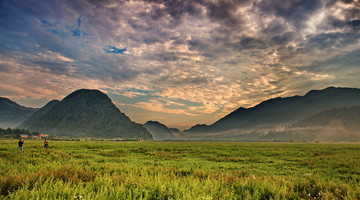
0;0;359;130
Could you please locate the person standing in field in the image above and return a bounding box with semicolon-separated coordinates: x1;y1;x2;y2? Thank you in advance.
44;139;49;149
18;139;24;151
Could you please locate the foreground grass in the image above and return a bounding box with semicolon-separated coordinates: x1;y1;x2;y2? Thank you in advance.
0;140;359;199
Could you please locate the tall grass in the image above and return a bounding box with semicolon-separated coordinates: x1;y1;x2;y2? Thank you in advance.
0;140;359;199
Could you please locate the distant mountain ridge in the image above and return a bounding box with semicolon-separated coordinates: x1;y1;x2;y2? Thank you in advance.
2;86;360;141
18;100;60;129
185;87;360;136
143;121;176;140
295;105;360;130
261;105;360;142
18;89;153;139
0;97;37;128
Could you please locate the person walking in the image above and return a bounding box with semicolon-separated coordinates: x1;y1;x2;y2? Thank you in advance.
18;139;24;151
44;139;49;149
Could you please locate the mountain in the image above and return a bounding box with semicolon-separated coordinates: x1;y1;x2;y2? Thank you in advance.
18;89;153;139
185;87;360;137
143;121;175;140
169;128;181;135
18;100;60;129
0;97;37;128
295;105;360;131
261;105;360;142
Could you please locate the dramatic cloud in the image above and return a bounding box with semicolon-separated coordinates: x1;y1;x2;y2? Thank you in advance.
0;0;359;129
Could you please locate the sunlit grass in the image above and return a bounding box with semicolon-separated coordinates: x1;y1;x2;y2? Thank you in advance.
0;140;359;199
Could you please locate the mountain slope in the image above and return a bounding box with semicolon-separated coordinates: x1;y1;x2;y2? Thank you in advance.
261;105;360;142
18;100;60;129
0;97;37;128
185;87;360;135
143;121;175;140
18;89;152;139
295;105;360;131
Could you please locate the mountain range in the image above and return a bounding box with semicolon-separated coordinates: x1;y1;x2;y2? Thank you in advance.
1;86;360;141
0;97;37;128
17;89;153;140
185;87;360;132
143;121;176;140
260;105;360;142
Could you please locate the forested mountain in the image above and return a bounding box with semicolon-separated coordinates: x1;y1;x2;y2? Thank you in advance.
261;105;360;142
143;121;175;140
0;97;37;128
4;86;360;141
185;87;360;136
18;89;152;139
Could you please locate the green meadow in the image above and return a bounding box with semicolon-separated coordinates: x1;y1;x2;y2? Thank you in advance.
0;140;359;199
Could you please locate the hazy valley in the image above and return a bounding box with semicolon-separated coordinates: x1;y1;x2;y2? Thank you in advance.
0;87;360;142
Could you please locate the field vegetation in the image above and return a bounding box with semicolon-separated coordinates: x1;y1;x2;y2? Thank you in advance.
0;140;359;199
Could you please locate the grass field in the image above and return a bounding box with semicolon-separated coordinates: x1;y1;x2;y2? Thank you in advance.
0;140;359;199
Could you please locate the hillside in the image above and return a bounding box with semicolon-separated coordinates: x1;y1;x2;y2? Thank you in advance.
18;100;60;129
185;87;360;136
295;105;360;131
0;97;37;128
143;121;175;140
18;89;153;139
261;105;360;142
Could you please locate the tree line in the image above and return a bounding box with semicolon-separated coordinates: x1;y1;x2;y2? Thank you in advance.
0;127;39;138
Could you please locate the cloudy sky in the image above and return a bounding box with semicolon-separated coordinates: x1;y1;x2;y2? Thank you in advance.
0;0;359;129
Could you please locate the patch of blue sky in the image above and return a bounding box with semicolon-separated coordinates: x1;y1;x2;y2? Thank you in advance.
40;19;54;26
67;27;90;37
103;46;127;54
48;28;67;37
40;18;90;38
76;16;82;27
